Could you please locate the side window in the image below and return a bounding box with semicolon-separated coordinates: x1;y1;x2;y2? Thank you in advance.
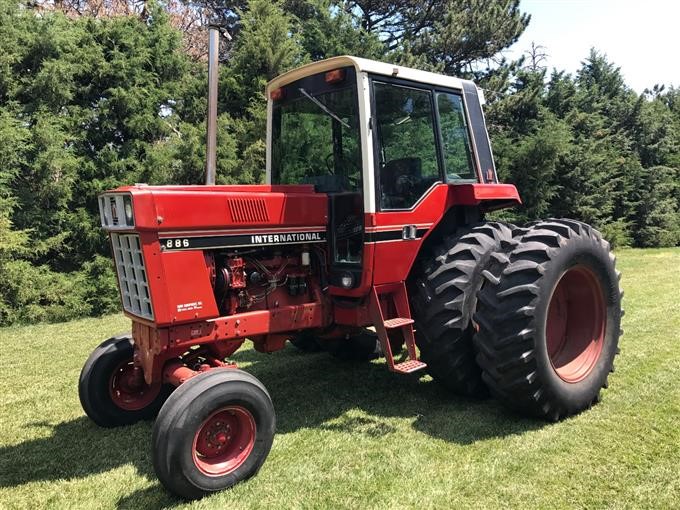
374;82;440;210
436;92;477;181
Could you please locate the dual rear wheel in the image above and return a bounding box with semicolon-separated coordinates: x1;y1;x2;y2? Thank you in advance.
473;219;622;420
410;219;622;420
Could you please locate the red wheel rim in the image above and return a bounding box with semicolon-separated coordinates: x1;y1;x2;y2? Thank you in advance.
192;406;256;476
546;265;606;383
108;360;161;411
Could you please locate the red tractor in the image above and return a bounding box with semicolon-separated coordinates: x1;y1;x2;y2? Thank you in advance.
79;56;622;499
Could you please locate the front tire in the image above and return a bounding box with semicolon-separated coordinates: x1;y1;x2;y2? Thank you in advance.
152;369;275;500
79;334;172;427
473;219;622;420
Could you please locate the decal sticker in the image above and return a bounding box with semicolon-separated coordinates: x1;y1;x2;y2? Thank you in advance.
250;232;323;244
161;230;326;251
165;238;190;249
177;301;203;312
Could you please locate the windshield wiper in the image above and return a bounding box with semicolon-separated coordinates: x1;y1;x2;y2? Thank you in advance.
298;88;350;129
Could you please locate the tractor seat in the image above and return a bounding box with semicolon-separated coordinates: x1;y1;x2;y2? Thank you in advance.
380;157;422;208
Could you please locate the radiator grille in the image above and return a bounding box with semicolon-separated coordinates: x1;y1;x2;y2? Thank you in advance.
227;198;269;223
111;233;154;320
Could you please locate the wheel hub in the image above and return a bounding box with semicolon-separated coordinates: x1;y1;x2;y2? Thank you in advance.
192;406;256;476
109;360;161;411
546;265;606;383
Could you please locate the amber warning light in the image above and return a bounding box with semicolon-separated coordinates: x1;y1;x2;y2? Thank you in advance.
270;87;285;101
325;69;346;84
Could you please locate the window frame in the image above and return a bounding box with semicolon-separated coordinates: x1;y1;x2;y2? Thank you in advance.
435;90;478;184
368;74;480;211
270;66;363;192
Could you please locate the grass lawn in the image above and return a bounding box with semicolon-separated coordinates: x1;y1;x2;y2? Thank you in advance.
1;248;679;509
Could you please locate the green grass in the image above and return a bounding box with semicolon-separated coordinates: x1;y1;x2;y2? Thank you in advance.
1;248;679;510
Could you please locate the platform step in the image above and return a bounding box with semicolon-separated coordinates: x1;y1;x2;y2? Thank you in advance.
383;317;414;329
392;359;427;374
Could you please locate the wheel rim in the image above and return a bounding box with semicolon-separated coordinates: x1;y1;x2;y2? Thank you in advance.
546;265;606;383
192;405;256;476
108;360;161;411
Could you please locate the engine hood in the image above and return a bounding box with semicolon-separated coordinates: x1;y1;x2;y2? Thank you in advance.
107;184;328;233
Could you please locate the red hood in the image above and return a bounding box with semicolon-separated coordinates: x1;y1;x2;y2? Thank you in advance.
109;184;328;233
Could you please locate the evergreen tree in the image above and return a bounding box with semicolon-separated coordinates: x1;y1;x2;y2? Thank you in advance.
1;0;679;326
636;166;680;247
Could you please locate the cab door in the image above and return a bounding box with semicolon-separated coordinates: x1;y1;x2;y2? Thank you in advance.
368;78;479;285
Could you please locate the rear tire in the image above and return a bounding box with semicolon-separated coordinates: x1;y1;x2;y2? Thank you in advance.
152;369;275;500
473;219;622;420
79;334;172;427
289;331;323;352
409;222;516;396
324;330;381;361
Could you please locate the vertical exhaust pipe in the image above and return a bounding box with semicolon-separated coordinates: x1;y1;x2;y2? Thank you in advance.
205;22;232;185
205;24;220;185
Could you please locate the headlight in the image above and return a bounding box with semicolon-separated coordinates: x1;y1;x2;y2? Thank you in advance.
123;195;134;226
340;272;355;288
98;193;134;228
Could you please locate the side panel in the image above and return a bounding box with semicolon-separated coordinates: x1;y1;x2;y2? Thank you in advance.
328;182;519;294
370;183;520;285
139;233;171;324
159;250;220;323
370;185;446;285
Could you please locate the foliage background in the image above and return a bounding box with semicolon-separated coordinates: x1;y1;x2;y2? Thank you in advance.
1;0;678;325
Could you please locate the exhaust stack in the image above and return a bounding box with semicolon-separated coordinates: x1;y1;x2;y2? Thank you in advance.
205;24;221;185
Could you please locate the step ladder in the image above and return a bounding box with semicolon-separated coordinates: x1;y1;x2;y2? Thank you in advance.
369;282;427;374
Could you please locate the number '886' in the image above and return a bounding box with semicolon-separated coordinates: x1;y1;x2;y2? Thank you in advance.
165;238;189;248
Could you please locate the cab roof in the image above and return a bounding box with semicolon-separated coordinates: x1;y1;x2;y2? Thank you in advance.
265;56;466;94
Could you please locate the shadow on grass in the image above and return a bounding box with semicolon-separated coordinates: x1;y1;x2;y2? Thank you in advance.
1;345;543;508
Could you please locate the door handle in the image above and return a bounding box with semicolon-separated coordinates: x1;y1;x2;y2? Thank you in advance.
402;225;417;240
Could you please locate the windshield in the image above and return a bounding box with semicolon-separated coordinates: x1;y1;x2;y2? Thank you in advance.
271;71;361;192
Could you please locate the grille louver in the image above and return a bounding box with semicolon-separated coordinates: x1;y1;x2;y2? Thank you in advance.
111;233;154;320
227;198;269;223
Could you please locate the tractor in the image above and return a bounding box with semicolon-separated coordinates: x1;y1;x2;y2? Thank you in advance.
79;55;623;499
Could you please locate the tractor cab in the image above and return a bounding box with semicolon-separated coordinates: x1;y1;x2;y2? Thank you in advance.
265;56;519;296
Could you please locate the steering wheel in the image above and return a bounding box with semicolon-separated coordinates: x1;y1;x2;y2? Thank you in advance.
325;151;361;189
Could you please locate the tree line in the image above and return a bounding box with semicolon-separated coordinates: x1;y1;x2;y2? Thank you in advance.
0;0;678;325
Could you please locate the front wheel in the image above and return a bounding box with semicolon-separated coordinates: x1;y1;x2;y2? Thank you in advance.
152;369;276;500
79;334;172;427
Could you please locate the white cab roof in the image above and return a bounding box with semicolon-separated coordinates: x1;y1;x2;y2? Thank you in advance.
265;56;465;94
